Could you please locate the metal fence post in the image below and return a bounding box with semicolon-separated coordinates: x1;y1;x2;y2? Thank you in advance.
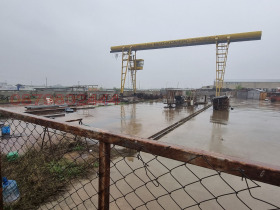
98;142;111;210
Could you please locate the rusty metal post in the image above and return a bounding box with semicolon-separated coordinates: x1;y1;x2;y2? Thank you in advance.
98;142;111;210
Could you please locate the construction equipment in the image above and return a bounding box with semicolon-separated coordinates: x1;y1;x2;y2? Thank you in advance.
111;31;262;96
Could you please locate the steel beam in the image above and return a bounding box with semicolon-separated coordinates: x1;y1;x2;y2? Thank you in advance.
110;31;262;53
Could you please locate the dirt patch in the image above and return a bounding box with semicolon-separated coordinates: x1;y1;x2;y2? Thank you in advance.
1;137;136;210
2;141;99;210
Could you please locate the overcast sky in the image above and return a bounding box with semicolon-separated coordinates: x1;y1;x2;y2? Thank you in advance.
0;0;280;89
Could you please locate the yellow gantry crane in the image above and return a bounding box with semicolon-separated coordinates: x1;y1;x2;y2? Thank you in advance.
110;31;262;96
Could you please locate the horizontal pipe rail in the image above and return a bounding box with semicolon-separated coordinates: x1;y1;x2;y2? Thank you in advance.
110;31;262;53
0;107;279;187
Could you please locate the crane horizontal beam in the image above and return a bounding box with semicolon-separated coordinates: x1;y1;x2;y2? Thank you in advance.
110;31;262;53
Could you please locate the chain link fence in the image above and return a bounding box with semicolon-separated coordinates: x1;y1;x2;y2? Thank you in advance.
0;108;280;210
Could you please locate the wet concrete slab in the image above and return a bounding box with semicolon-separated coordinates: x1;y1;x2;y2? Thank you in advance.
160;99;280;165
2;100;280;209
55;102;204;138
2;100;280;164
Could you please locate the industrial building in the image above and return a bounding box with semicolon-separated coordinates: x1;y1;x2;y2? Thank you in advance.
214;80;280;91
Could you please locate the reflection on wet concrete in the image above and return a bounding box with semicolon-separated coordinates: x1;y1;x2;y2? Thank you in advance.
210;110;229;125
161;99;280;165
0;102;202;138
163;106;195;122
64;102;202;138
209;110;229;154
1;100;280;165
120;104;142;136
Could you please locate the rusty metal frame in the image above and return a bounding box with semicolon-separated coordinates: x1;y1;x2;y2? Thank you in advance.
0;107;280;189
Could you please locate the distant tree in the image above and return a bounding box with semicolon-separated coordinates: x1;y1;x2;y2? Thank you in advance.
186;90;191;96
236;85;243;90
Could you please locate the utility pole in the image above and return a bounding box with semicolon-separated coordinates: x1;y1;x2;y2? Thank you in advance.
46;77;48;87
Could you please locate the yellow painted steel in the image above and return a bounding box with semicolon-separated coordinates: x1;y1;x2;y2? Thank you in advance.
110;31;261;53
113;31;262;96
120;48;132;95
120;50;140;95
130;52;137;94
215;41;230;97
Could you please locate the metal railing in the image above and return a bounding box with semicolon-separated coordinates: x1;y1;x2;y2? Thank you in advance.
0;107;280;210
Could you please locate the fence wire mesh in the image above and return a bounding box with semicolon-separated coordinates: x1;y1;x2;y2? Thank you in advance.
0;117;280;210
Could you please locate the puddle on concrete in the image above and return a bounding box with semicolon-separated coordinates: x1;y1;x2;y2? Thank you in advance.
161;99;280;165
56;99;280;165
58;102;203;138
1;99;280;164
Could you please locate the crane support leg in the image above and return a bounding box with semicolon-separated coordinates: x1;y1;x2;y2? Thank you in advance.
120;48;132;96
130;69;137;95
130;51;137;95
215;40;230;97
